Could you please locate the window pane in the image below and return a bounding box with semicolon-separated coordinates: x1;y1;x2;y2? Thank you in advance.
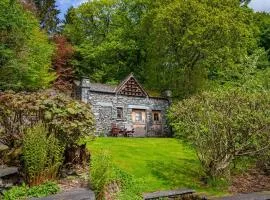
135;112;142;122
117;107;123;119
153;111;161;122
154;113;159;121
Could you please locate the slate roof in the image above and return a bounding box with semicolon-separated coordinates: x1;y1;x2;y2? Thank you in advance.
88;83;116;93
79;73;167;99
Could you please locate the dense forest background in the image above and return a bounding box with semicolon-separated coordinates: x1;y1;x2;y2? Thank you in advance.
0;0;269;98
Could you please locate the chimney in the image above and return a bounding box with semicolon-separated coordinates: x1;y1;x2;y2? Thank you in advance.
162;90;172;104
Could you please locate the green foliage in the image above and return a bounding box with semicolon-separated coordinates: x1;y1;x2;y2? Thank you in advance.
63;0;148;83
23;123;64;186
168;89;270;178
2;183;27;200
89;150;142;200
254;12;270;62
0;90;95;150
115;168;142;200
0;0;55;91
90;151;113;194
63;0;264;99
3;181;60;200
144;0;258;98
216;48;270;91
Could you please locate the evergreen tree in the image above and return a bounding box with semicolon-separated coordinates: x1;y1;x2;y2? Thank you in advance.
64;6;75;25
33;0;60;33
240;0;251;5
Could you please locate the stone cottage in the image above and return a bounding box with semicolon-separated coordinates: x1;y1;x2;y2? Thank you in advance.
75;73;171;137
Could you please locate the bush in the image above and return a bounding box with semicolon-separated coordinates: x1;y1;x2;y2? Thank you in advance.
0;90;95;164
168;89;270;178
89;151;142;200
3;181;59;200
23;123;64;186
90;151;113;195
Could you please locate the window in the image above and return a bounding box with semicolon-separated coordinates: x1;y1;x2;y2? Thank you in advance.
154;113;159;121
135;111;143;122
153;111;161;122
117;107;123;119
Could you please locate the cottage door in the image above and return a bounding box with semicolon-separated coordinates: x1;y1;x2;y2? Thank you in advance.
132;109;146;136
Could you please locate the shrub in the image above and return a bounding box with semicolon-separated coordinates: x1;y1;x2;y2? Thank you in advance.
3;181;59;200
89;151;113;195
23;123;64;186
89;151;142;200
168;89;270;178
0;90;95;164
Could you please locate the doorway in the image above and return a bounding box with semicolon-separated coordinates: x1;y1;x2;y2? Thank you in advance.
132;109;146;136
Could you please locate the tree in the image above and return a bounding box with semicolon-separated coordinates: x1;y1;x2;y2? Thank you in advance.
33;0;60;33
255;12;270;62
0;0;55;91
240;0;251;5
168;89;270;178
143;0;257;98
63;0;262;98
63;0;149;83
52;35;74;93
18;0;37;13
63;6;75;25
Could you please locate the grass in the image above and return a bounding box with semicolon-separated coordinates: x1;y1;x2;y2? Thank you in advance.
86;138;227;196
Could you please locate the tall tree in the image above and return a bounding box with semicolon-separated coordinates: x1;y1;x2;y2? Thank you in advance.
52;35;74;93
0;0;55;91
240;0;251;5
143;0;258;98
63;0;262;98
255;12;270;62
33;0;60;33
63;0;149;83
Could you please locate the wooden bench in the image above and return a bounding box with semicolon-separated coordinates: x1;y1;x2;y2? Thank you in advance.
143;189;196;200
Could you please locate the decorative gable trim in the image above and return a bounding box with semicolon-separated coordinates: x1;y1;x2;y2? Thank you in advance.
115;73;148;97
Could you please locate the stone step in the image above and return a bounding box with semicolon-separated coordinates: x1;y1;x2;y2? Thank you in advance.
143;188;195;199
31;188;95;200
0;166;18;178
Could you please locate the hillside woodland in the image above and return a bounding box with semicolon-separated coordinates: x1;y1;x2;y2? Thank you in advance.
0;0;270;199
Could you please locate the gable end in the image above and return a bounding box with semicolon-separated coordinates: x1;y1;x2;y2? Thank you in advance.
116;74;148;97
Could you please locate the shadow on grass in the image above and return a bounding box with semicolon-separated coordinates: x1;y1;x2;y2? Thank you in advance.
147;158;203;189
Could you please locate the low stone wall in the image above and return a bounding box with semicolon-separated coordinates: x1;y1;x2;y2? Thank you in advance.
214;191;270;200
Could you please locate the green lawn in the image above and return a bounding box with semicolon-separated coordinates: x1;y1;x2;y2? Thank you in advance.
86;138;226;196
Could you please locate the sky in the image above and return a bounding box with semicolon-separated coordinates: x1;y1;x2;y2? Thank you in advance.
56;0;87;19
56;0;270;20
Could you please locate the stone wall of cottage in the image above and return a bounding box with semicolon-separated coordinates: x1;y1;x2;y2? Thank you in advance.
82;89;170;137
